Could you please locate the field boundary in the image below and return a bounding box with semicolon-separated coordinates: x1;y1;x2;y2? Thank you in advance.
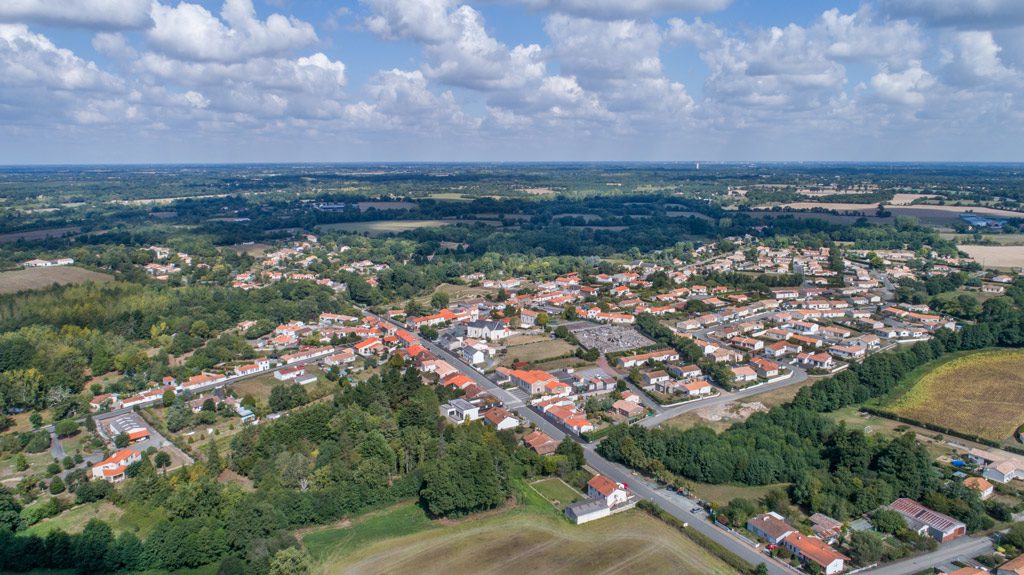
861;407;1024;457
636;500;756;575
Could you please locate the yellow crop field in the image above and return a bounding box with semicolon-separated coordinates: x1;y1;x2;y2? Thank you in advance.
889;349;1024;441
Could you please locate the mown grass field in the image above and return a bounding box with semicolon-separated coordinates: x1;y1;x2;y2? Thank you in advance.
308;501;742;575
887;349;1024;441
688;482;791;507
0;266;112;294
529;478;584;509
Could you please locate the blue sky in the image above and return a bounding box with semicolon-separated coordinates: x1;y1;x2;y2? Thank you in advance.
0;0;1022;163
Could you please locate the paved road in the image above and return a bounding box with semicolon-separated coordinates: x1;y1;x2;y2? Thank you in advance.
48;429;66;460
638;365;808;428
864;535;993;575
581;443;794;575
366;310;793;574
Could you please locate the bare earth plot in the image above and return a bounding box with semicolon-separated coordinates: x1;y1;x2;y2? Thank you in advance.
0;266;113;294
888;349;1024;442
666;378;816;433
320;508;741;575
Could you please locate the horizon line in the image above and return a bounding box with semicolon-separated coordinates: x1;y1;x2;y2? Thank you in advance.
2;160;1024;169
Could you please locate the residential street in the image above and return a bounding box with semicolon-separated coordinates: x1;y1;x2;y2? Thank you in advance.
367;310;795;574
369;309;996;575
638;364;807;428
863;535;993;575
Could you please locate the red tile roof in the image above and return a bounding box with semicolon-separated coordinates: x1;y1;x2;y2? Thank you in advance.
588;474;619;497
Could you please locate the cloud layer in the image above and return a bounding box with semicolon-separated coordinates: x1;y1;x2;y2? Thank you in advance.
0;0;1022;162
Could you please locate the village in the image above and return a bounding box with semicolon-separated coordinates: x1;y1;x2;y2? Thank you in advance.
19;227;1007;575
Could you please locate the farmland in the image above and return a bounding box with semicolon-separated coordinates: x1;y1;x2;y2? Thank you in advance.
316;220;452;235
311;503;741;575
886;349;1024;442
0;266;112;294
939;233;1024;246
959;245;1024;269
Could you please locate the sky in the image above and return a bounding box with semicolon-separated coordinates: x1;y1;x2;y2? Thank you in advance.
0;0;1023;164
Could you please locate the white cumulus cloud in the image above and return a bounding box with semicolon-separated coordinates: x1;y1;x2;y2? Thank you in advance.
0;0;152;29
871;62;934;105
148;0;318;63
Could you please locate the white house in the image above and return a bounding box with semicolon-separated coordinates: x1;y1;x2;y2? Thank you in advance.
587;474;630;507
482;407;519;430
91;449;142;483
440;398;481;423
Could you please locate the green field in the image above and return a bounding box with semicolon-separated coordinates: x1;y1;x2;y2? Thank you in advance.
885;348;1024;441
22;501;124;537
689;482;791;507
309;502;741;575
529;478;584;509
303;503;436;562
500;338;576;367
38;502;168;539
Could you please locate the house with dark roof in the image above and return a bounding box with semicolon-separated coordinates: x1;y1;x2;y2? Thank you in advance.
888;498;966;542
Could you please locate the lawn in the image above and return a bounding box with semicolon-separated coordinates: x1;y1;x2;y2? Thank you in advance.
316;220;451;235
228;373;279;402
313;504;742;575
0;266;112;294
688;482;791;507
529;478;584;509
885;348;1024;442
938;233;1024;246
